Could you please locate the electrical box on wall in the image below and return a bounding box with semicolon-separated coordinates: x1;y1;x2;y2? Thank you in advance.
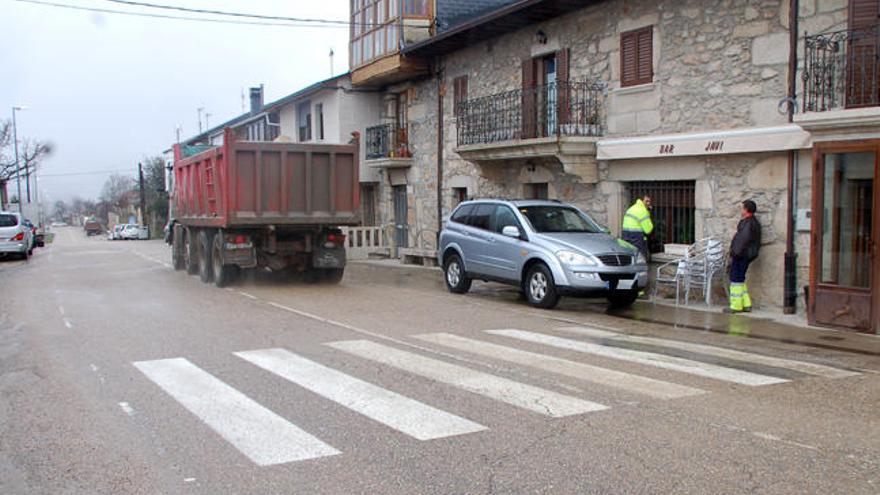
796;209;812;231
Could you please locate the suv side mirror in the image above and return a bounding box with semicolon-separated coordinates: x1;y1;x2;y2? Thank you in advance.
501;225;521;238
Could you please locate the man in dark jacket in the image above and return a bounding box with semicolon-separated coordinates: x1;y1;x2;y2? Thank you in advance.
725;200;761;313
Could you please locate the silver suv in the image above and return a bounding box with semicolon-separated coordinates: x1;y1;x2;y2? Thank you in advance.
438;199;648;309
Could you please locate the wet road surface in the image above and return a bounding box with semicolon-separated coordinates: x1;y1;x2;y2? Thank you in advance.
1;227;878;494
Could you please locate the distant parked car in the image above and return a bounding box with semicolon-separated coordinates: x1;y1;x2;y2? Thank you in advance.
108;224;126;240
121;224;141;240
0;211;34;260
22;219;38;250
438;199;648;309
51;221;68;227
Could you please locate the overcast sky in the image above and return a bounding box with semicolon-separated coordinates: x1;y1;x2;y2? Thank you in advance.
1;0;349;203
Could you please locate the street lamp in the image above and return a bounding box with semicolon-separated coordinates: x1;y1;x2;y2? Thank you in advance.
11;105;27;215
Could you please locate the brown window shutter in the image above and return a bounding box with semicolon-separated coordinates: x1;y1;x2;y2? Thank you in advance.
556;48;571;127
847;0;880;106
522;59;537;138
850;0;880;29
621;26;652;87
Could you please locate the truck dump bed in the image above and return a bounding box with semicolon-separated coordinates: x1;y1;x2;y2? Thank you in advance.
173;129;360;228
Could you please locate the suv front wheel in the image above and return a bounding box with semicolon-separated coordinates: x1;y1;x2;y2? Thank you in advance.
444;254;472;294
524;263;560;309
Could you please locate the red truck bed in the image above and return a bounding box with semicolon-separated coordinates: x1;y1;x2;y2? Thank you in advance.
173;129;360;228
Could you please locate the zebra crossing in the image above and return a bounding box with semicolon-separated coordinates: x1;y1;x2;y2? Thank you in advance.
132;326;860;466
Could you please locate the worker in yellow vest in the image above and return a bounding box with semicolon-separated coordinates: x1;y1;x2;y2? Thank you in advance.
622;195;653;261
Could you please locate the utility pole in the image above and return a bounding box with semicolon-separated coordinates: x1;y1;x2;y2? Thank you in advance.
197;107;204;134
138;162;146;227
329;48;335;77
205;112;211;130
11;106;25;215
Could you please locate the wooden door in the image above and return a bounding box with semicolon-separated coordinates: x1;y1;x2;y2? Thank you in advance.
809;141;879;333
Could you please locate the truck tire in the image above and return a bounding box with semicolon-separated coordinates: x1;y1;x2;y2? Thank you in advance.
171;226;185;271
184;228;199;275
198;230;214;283
211;233;234;287
320;268;344;284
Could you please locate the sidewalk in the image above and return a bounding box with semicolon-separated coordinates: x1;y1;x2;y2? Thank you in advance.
351;258;880;356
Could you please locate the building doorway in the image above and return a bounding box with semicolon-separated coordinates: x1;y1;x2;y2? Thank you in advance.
392;184;409;249
809;142;879;333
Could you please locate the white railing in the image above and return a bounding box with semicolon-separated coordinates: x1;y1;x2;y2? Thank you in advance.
343;226;388;260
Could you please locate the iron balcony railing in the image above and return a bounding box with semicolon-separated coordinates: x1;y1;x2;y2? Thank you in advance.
456;80;606;147
803;25;880;112
365;122;410;160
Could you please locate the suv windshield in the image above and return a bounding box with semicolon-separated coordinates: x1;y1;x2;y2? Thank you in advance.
518;206;602;234
0;214;18;227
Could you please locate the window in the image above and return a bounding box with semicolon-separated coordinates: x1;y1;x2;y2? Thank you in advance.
297;101;312;141
627;180;695;248
451;203;474;224
452;187;468;207
519;206;603;233
0;214;18;227
620;26;653;87
523;183;548;200
493;206;520;234
404;0;430;16
453;75;468;116
316;103;325;140
349;0;403;69
468;204;495;230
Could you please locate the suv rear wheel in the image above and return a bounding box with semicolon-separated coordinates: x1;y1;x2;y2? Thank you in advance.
444;254;471;294
524;263;559;309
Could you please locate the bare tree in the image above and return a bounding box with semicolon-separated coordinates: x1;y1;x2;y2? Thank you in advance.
100;174;136;215
0;120;52;203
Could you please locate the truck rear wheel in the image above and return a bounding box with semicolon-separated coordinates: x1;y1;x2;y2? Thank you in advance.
171;225;185;270
320;268;344;284
211;233;235;287
184;228;198;275
198;230;214;283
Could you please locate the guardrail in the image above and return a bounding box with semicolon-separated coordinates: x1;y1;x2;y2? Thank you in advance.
803;25;880;112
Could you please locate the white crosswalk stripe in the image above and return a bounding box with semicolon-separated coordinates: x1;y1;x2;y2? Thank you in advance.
487;330;789;386
327;339;608;417
414;333;705;400
133;358;340;466
556;326;860;379
235;348;487;440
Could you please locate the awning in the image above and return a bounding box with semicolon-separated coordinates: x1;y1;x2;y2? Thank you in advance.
597;125;812;160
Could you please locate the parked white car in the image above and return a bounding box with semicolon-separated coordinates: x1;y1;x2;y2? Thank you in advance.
121;224;141;240
108;224;127;240
0;211;34;260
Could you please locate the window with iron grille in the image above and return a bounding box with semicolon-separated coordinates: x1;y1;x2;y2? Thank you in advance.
627;180;695;248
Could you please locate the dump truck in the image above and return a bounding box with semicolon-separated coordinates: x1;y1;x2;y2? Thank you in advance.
169;128;360;287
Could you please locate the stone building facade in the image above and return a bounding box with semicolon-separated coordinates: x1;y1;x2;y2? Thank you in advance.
354;0;879;332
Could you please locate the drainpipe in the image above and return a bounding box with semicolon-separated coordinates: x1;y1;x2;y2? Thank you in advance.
784;0;800;314
436;64;445;246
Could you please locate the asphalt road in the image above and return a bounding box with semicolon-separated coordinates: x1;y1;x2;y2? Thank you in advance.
1;227;878;494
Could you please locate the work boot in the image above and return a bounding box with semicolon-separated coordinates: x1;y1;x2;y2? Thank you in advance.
742;306;752;313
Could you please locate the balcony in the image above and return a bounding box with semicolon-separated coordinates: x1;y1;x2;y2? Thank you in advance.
455;81;606;182
365;123;412;169
798;26;880;132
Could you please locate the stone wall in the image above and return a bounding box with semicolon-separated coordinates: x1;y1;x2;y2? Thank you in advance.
383;0;838;310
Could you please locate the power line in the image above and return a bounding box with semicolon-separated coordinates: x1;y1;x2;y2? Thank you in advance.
39;169;136;177
99;0;354;26
7;0;352;28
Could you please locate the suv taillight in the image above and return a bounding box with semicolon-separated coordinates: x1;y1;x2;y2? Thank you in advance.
10;232;24;241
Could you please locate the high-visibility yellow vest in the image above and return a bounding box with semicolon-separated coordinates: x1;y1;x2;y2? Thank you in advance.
622;199;654;235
